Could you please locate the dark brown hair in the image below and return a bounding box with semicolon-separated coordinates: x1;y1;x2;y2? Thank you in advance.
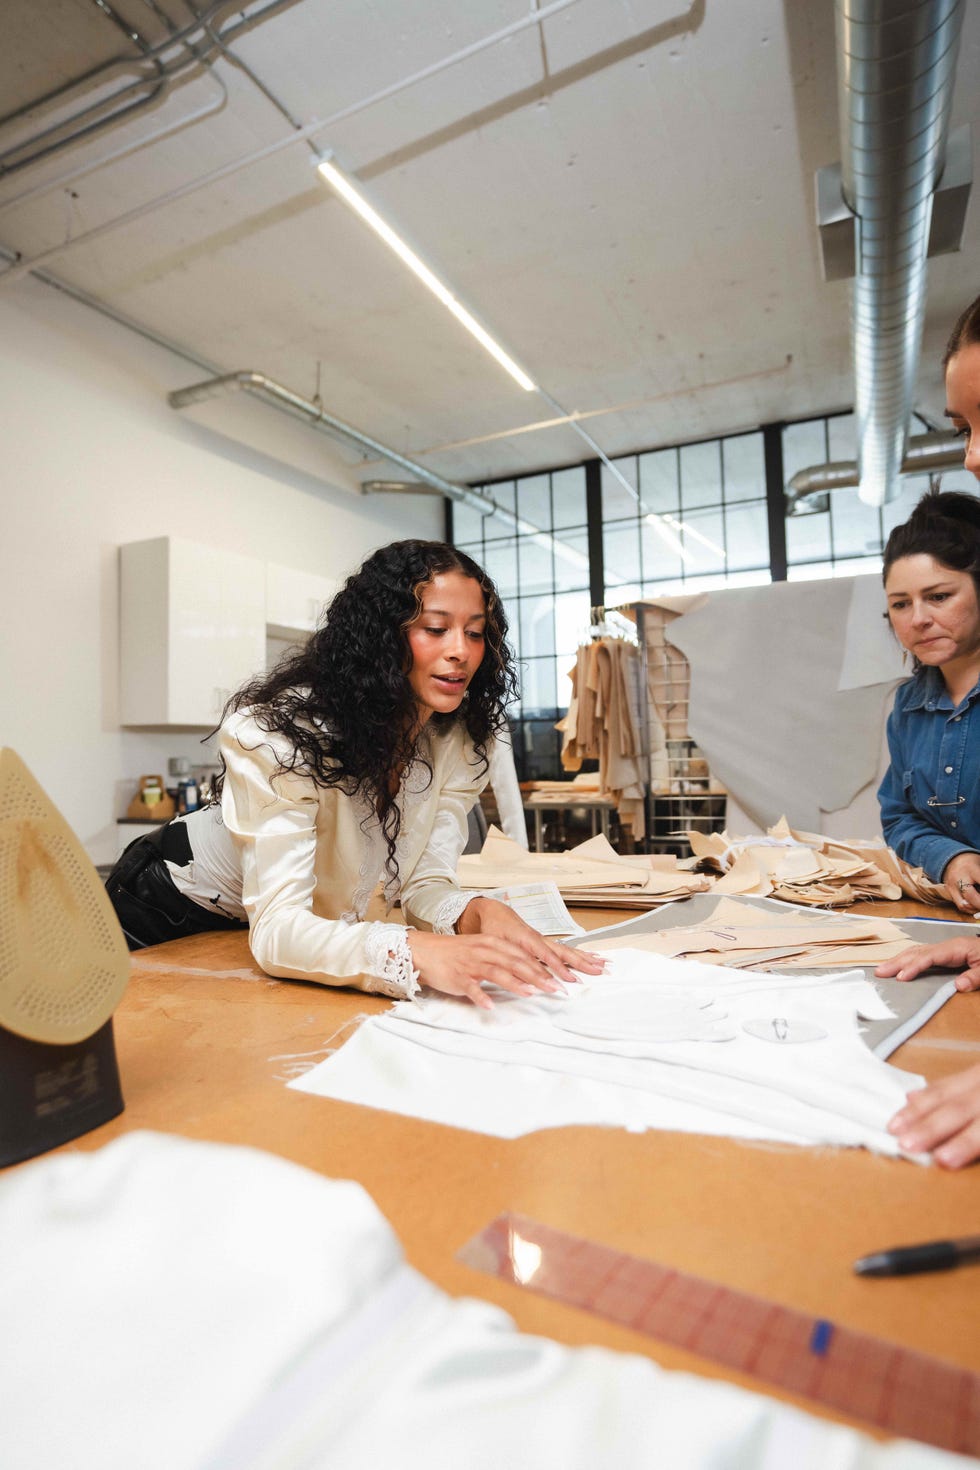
882;488;980;594
943;291;980;372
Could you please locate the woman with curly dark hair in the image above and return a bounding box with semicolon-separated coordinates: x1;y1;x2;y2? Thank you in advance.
106;539;602;1007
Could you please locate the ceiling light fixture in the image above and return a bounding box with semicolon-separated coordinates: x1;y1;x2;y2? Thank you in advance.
316;153;536;392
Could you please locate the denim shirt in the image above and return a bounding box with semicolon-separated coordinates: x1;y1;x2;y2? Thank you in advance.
877;665;980;882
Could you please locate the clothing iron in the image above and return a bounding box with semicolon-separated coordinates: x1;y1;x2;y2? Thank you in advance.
0;749;129;1167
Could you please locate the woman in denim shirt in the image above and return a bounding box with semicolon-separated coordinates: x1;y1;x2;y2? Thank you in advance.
878;488;980;913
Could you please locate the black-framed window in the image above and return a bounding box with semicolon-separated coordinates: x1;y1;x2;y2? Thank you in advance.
450;414;973;780
599;429;771;600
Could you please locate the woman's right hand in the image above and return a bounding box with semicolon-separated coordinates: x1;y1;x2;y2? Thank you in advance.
888;1063;980;1167
406;930;568;1010
942;851;980;914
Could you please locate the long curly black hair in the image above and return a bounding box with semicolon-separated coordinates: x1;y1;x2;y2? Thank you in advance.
212;539;518;876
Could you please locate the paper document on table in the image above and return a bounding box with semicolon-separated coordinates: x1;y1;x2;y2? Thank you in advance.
485;882;585;936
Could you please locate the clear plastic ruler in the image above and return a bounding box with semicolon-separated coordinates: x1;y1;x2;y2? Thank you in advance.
459;1212;980;1457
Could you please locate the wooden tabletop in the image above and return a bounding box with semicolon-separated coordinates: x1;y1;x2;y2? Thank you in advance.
64;899;980;1435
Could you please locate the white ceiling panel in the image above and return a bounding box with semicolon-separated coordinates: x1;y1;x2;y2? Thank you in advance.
2;0;979;493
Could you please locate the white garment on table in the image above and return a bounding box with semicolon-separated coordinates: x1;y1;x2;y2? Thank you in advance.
0;1132;965;1470
166;704;488;998
292;952;925;1155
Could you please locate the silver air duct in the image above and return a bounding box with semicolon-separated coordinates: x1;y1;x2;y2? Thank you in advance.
830;0;966;507
785;428;963;515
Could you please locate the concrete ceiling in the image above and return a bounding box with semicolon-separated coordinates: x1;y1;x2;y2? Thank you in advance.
2;0;979;490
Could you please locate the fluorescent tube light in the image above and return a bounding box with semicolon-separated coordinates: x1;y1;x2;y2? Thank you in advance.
317;154;536;392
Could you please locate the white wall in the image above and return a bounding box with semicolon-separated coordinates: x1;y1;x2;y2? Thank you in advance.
0;281;441;863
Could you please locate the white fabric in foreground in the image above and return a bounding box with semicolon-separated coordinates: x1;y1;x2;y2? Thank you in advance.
292;952;925;1154
0;1133;965;1470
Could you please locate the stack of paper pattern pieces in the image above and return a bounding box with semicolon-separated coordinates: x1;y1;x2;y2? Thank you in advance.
589;895;914;971
458;828;710;908
683;817;945;907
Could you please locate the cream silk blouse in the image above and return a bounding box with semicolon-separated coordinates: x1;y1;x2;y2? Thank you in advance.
170;706;490;998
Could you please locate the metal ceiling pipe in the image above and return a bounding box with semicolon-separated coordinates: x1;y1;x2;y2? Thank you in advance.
168;370;475;502
836;0;965;506
785;429;964;515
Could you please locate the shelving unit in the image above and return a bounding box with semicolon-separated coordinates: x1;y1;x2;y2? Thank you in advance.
631;600;728;856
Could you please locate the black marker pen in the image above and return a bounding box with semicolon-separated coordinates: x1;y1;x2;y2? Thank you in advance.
854;1234;980;1277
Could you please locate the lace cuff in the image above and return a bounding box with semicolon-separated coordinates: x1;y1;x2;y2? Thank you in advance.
430;889;489;935
362;923;420;1000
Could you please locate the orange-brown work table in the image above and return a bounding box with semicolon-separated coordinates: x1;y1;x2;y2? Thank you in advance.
64;900;980;1438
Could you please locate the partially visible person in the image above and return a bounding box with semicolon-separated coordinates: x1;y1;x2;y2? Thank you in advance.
105;539;603;1008
877;296;980;912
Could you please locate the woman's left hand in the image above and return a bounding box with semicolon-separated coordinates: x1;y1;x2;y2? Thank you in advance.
941;851;980;913
457;896;606;986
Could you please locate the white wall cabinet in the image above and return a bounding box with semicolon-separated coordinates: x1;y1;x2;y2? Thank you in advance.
265;562;336;637
120;537;267;727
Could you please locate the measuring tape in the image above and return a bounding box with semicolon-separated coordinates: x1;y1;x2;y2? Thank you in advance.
459;1212;980;1457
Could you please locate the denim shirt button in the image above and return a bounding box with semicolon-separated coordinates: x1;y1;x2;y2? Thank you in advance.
952;821;958;829
946;765;954;774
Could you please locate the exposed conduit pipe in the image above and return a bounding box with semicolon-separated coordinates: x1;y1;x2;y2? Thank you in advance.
836;0;965;506
0;0;294;177
785;429;963;515
167;371;500;513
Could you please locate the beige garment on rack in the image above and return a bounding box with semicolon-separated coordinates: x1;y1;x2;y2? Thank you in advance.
558;637;646;840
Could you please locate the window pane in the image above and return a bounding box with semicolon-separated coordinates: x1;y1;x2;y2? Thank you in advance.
601;456;639;521
517;473;551;530
722;433;765;503
520;657;557;713
554;589;590;657
830;485;883;559
786;506;832;566
604;518;642;585
679;440;722;510
552;526;591;584
782;419;827;481
452;502;485;546
481;504;518;541
487;480;516;517
640;519;684;585
519;593;558;661
881;473;933;538
552;466;587;529
724;500;770;571
680;506;726;571
482;537;519;599
639;448;679;514
826;413;856;461
518;535;554;595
